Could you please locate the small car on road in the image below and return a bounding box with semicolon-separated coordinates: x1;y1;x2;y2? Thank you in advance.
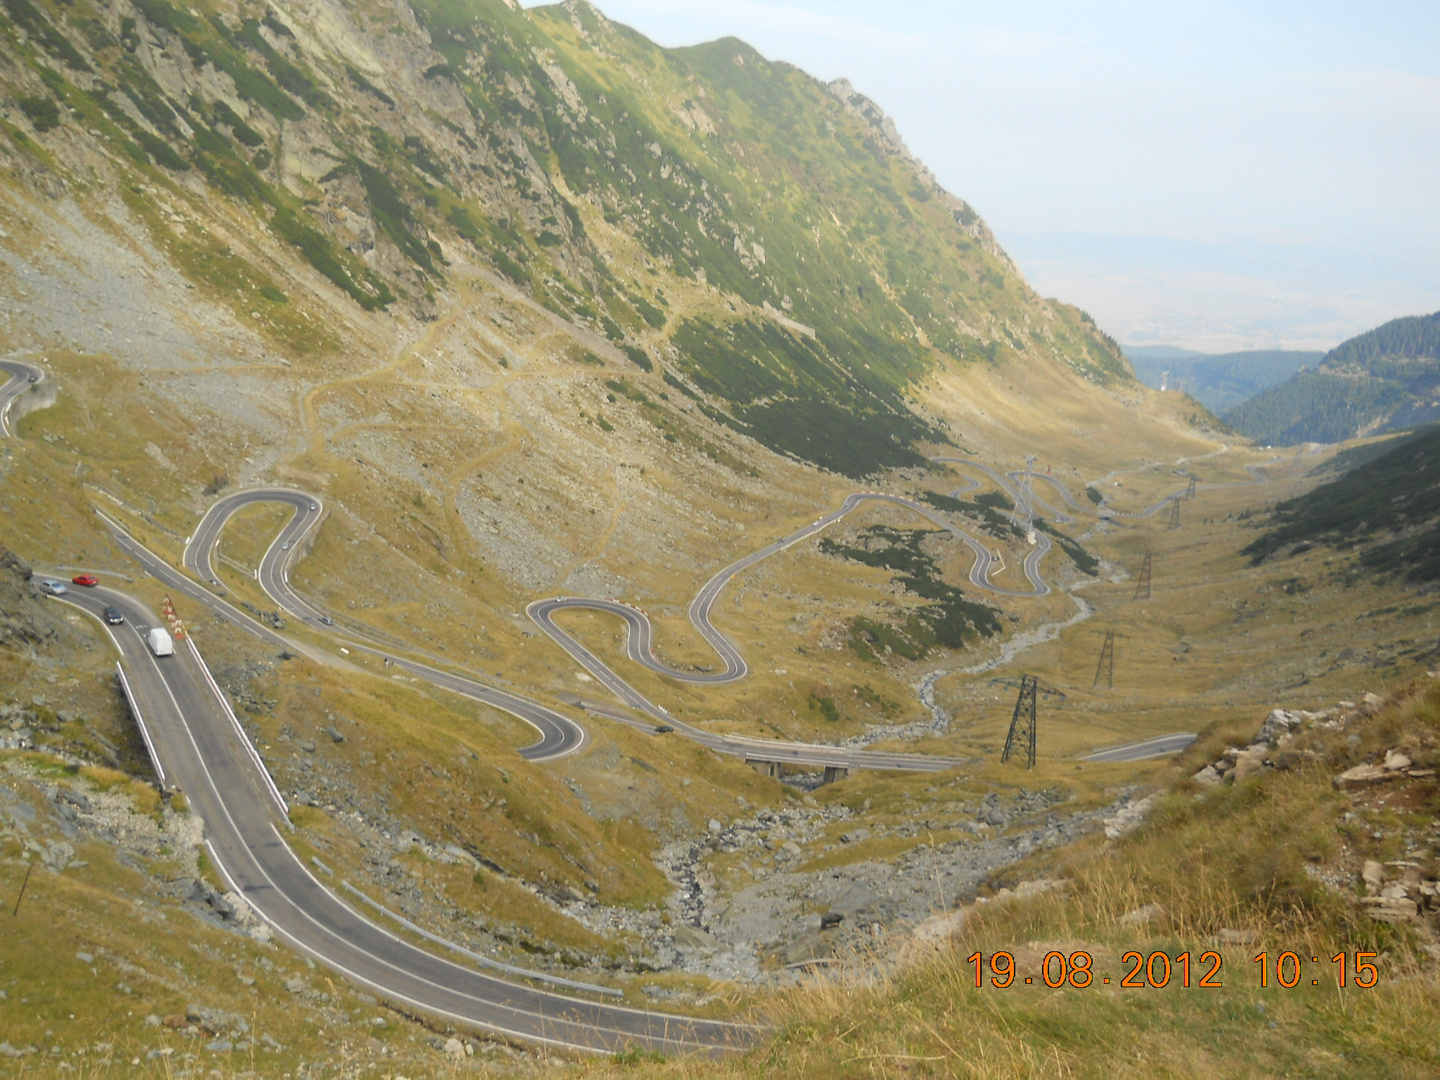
103;606;124;625
71;574;99;587
38;579;67;595
654;725;674;734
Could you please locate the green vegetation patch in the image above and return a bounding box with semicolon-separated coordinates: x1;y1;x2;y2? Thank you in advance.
1225;312;1440;445
271;206;394;311
671;314;938;480
1035;518;1100;575
919;489;1021;541
820;525;1000;659
1241;424;1440;582
2;0;90;70
16;94;60;132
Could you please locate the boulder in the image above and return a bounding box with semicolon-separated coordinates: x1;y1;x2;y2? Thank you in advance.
1256;709;1306;744
1383;749;1412;771
1104;795;1155;839
1334;764;1397;789
1217;928;1259;945
1362;895;1418;923
783;929;841;967
1231;749;1267;783
1192;765;1223;784
672;925;720;955
1011;878;1068;899
1361;861;1385;894
911;908;965;947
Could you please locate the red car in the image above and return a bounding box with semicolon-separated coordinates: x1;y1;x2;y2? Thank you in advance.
71;574;98;587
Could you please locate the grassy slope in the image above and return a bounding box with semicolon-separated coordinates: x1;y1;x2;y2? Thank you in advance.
1241;424;1440;583
571;679;1440;1080
0;0;1146;477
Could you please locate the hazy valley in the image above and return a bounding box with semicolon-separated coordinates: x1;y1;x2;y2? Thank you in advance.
0;0;1437;1077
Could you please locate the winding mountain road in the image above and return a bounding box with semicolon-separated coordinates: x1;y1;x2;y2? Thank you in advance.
183;490;587;762
49;585;753;1055
0;358;43;437
5;368;1229;1049
180;490;966;773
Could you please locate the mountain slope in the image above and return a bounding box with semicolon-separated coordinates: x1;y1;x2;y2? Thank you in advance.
1241;422;1440;583
1224;311;1440;445
1124;346;1322;415
0;0;1149;478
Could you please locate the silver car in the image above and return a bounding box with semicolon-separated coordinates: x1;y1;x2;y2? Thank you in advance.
38;579;67;595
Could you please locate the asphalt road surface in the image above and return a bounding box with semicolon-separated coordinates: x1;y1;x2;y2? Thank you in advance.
8;370;1253;1051
0;358;43;437
1083;732;1199;763
530;486;1052;694
181;491;587;762
182;489;962;774
50;585;752;1054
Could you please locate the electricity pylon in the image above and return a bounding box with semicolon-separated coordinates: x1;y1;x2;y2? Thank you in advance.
1186;473;1197;499
1167;499;1181;530
1093;630;1115;688
1133;553;1152;600
994;675;1066;768
1012;454;1038;545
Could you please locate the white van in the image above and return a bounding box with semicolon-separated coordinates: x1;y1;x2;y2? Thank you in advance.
146;627;175;657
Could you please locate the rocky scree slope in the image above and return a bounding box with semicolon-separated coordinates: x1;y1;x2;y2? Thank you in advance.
0;0;1131;478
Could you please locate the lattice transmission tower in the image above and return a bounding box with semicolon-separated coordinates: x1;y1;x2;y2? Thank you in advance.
1093;630;1116;688
1010;454;1038;544
1167;499;1181;530
995;675;1066;768
1133;552;1153;600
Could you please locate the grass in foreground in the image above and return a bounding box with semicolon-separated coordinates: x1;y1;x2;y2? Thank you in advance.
567;676;1440;1079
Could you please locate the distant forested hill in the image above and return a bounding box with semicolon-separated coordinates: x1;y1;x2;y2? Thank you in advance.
1123;347;1321;414
1222;312;1440;446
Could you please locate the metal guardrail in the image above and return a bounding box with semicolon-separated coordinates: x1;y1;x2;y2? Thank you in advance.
338;881;624;998
114;662;168;789
185;636;290;815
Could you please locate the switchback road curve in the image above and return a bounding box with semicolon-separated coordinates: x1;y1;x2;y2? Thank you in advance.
184;489;587;762
181;491;964;773
527;490;1055;721
51;585;754;1055
0;358;44;438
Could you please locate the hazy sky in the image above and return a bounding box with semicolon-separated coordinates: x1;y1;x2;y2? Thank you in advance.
545;1;1440;351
